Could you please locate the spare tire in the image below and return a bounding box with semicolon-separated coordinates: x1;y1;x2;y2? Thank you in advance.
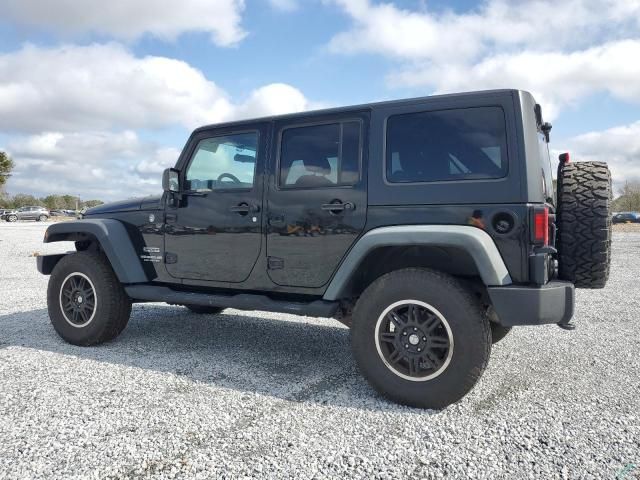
556;161;612;288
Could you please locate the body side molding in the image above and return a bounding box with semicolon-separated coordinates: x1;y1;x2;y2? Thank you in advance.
323;225;513;301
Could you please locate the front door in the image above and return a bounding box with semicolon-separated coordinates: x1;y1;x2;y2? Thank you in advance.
164;123;268;282
266;114;368;288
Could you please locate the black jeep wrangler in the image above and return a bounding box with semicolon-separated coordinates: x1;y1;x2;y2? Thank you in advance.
37;90;612;409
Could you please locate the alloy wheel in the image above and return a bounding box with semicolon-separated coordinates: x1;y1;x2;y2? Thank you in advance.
59;272;97;328
375;300;454;381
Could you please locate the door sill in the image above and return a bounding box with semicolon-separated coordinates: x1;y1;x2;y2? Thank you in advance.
125;285;338;318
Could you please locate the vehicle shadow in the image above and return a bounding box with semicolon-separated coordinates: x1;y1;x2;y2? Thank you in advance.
0;305;423;412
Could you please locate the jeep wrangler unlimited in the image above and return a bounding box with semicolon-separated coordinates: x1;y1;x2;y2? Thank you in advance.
37;90;612;409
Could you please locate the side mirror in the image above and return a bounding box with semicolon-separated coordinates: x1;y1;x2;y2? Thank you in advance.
162;168;180;193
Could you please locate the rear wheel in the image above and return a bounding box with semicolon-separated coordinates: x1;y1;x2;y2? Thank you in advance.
184;305;224;315
7;214;17;222
556;161;612;288
47;252;131;346
351;268;491;409
37;215;47;222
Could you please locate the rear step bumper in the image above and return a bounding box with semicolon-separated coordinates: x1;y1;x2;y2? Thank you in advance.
125;285;339;318
487;281;575;327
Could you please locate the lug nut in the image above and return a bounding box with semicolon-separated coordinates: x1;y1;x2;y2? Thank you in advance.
405;344;409;348
413;327;417;331
417;348;421;352
422;337;427;341
403;332;407;336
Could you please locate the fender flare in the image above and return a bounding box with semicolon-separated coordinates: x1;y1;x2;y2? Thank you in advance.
322;225;512;301
42;219;147;284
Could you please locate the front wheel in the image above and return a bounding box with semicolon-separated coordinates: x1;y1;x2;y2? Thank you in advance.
351;268;491;409
47;252;131;346
7;215;17;222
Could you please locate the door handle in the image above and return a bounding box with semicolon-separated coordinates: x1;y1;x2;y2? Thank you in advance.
230;203;260;215
321;201;355;213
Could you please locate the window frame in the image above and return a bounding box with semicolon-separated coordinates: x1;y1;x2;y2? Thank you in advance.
276;118;363;191
182;129;261;194
383;105;510;186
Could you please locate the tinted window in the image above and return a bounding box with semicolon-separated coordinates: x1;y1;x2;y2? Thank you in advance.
386;107;508;183
185;132;258;191
280;121;361;188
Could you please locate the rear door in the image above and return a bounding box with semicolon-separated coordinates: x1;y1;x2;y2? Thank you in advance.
266;113;368;288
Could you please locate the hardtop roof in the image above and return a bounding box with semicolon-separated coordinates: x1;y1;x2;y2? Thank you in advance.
193;89;527;134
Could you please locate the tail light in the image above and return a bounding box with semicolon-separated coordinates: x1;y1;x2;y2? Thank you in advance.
531;206;549;246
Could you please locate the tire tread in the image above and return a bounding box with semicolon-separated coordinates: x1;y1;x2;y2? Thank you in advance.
557;161;612;289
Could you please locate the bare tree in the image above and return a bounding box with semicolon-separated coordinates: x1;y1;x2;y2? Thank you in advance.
614;180;640;212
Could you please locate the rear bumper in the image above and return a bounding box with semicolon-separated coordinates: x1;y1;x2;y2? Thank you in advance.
487;281;575;327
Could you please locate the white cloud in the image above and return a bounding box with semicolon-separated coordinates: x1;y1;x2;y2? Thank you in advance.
268;0;298;12
0;0;247;47
0;44;318;200
234;83;313;119
0;43;233;133
327;0;640;120
5;131;178;200
557;121;640;188
0;43;314;133
391;40;640;121
328;0;640;61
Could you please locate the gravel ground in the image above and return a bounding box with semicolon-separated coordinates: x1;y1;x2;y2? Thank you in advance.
0;222;638;479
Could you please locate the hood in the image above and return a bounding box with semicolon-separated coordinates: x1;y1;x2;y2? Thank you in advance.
84;195;162;216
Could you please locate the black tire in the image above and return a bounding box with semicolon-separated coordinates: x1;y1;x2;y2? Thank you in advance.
490;322;512;344
47;251;131;346
351;268;491;409
7;215;17;222
37;215;47;222
184;305;224;315
557;161;612;288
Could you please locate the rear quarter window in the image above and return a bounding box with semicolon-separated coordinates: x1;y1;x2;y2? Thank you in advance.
386;106;508;183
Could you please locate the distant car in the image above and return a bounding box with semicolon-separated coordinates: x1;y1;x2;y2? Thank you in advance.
612;212;640;224
4;206;50;222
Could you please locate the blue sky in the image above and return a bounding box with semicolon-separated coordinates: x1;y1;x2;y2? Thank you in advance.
0;0;639;200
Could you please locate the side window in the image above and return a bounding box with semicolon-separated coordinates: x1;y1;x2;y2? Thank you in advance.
386;107;508;183
185;132;258;191
279;121;361;188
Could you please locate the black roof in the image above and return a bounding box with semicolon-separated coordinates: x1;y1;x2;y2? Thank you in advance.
193;89;525;134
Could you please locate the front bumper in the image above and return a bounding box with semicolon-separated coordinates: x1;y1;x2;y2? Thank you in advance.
487;281;575;327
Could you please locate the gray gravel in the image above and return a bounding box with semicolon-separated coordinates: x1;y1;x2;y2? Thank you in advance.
0;221;638;479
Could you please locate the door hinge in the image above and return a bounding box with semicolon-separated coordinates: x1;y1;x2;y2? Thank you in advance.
267;256;284;270
165;252;178;264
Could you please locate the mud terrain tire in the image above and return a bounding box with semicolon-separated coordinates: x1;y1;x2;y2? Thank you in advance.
557;161;612;288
